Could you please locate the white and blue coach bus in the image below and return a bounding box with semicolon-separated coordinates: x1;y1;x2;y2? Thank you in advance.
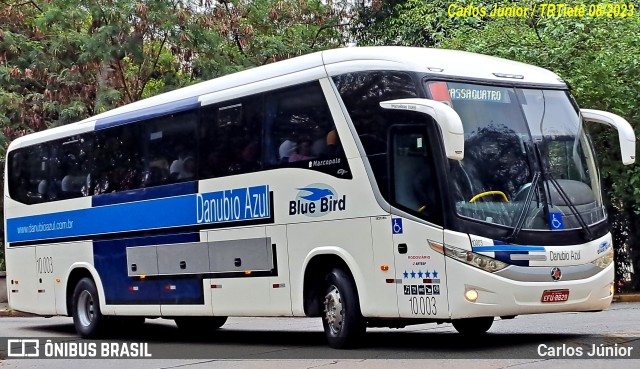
4;47;636;349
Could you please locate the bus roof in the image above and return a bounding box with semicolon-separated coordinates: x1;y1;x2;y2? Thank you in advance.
8;46;565;151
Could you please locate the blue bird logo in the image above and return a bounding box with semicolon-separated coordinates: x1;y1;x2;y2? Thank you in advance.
597;241;609;254
297;187;334;201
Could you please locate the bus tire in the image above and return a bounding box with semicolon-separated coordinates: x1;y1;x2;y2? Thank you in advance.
72;277;108;338
322;268;365;349
175;316;228;333
452;317;494;336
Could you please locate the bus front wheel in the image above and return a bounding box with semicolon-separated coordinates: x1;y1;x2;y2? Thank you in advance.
452;317;494;336
72;277;108;338
322;268;365;349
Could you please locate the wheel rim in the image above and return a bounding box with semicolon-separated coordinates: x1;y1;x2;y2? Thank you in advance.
324;285;344;335
77;290;95;327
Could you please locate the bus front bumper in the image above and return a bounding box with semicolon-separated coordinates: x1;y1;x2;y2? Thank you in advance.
446;260;614;319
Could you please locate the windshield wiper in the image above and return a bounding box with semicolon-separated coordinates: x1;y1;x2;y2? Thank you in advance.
532;141;594;241
546;172;594;241
506;171;541;241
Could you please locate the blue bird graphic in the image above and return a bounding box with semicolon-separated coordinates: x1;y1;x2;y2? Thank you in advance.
297;187;334;201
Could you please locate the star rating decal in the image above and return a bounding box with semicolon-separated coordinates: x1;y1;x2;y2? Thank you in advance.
401;269;440;279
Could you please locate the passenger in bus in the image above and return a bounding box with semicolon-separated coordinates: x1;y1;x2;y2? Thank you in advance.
170;150;194;180
321;129;341;157
289;140;314;162
179;156;195;180
278;134;297;162
169;144;189;179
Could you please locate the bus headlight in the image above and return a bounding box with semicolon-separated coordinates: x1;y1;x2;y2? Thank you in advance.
444;245;508;273
591;248;614;269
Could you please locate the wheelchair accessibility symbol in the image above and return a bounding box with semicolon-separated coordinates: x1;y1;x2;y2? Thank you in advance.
549;212;564;230
392;218;403;234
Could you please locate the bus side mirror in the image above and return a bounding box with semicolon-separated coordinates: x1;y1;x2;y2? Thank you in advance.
380;98;465;160
581;109;636;165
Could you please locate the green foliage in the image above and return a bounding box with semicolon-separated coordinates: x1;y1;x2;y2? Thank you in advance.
352;0;487;46
0;0;345;144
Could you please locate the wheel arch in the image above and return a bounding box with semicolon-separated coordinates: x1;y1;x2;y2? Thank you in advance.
64;263;109;316
301;247;367;317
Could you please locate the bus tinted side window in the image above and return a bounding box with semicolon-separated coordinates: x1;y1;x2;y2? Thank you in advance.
333;71;419;197
49;135;93;200
199;96;263;179
143;111;198;186
8;144;49;204
92;124;143;194
264;81;350;178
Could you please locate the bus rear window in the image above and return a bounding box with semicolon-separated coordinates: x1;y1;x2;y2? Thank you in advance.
8;145;49;204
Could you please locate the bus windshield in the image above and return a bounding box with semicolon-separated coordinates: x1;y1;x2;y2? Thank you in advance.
426;81;605;231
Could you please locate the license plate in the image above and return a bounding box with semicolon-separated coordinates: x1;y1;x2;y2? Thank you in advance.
541;289;569;303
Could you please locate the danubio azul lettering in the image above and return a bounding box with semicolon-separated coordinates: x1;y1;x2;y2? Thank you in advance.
6;185;271;243
197;185;270;224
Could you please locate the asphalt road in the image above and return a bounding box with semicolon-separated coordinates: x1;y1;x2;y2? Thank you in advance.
1;302;640;368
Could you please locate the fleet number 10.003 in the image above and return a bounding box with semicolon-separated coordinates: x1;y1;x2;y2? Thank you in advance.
409;296;437;315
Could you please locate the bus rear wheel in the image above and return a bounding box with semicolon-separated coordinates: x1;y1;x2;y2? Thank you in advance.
452;317;494;336
322;268;365;349
72;277;108;338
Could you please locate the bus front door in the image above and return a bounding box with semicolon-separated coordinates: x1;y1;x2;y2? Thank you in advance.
389;125;449;319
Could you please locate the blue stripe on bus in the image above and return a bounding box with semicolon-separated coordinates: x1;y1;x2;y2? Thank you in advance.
6;185;270;243
94;97;200;130
94;233;204;305
472;245;546;252
92;181;197;207
494;251;529;267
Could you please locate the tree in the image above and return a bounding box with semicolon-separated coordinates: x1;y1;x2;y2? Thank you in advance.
0;0;346;141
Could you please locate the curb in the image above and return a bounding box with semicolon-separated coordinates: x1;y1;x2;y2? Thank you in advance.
613;294;640;303
0;309;38;318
